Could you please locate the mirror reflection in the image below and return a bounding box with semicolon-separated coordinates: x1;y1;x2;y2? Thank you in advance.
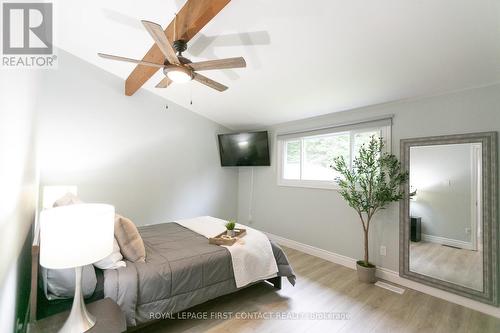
409;143;483;291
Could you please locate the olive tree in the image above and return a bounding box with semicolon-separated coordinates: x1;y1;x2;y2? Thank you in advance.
331;136;408;267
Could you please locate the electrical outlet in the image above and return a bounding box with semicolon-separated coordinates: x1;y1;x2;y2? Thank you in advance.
380;246;387;256
465;227;471;234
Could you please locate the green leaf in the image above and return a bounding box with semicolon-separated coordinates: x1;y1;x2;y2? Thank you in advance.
331;135;408;220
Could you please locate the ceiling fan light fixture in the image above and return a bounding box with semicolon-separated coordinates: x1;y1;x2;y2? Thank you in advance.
164;65;193;83
167;70;192;83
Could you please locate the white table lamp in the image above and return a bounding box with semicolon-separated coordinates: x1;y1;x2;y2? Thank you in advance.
40;204;115;333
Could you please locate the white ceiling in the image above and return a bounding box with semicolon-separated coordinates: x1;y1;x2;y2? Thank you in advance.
56;0;500;130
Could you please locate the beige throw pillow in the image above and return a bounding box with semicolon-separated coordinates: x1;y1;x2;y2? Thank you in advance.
114;214;146;263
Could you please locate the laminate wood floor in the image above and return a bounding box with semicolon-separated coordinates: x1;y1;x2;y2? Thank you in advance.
410;241;483;291
139;247;500;333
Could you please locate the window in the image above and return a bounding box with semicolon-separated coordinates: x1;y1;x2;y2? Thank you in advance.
277;121;391;189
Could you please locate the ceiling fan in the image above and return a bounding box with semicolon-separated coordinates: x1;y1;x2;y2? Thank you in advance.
98;15;246;92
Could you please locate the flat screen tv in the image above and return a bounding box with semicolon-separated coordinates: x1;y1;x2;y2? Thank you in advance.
218;131;270;166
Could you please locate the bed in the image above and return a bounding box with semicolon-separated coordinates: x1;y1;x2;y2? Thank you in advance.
33;222;296;328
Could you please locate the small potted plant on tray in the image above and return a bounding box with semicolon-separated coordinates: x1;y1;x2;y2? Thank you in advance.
331;136;408;283
225;220;236;237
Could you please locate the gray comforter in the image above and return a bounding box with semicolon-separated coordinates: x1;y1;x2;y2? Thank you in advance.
104;222;295;326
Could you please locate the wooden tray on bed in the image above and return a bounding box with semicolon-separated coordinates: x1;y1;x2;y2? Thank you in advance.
209;228;247;246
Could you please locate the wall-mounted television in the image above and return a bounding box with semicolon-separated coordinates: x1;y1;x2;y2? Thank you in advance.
217;131;270;167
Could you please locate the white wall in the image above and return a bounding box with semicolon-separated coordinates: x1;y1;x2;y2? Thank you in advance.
36;49;239;225
410;144;473;242
238;83;500;272
0;72;40;332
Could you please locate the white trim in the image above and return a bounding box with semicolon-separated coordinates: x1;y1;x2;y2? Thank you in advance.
267;232;356;269
300;135;305;179
349;131;356;169
277;178;340;190
421;234;474;250
266;232;500;318
276;115;393;140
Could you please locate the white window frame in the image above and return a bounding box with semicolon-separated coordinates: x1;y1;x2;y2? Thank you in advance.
277;124;391;190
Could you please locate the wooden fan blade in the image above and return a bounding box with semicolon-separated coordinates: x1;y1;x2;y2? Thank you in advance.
97;53;164;68
193;73;228;92
155;77;172;88
189;57;246;71
141;20;180;65
125;0;231;96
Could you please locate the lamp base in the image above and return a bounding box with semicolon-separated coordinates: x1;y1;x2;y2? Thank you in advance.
59;266;96;333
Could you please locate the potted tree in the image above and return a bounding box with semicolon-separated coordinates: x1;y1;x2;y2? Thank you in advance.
331;136;408;283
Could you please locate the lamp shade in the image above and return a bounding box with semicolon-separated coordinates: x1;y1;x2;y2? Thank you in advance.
40;204;115;269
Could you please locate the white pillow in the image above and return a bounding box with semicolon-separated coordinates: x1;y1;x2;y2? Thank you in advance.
94;238;127;269
42;265;97;300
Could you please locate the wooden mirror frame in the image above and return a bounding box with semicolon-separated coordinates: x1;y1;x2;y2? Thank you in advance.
399;132;498;305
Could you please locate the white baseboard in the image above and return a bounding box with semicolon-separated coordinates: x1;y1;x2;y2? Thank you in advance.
421;233;474;250
267;233;357;270
266;232;500;318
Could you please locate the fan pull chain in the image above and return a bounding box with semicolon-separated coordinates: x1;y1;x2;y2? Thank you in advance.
190;82;193;105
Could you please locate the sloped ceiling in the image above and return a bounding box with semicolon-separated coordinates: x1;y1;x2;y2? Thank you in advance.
56;0;500;129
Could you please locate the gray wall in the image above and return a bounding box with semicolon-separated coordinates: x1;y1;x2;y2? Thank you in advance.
410;144;473;242
238;83;500;272
0;72;40;332
36;50;239;226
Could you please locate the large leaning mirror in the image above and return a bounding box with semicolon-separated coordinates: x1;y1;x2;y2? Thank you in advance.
400;132;498;305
